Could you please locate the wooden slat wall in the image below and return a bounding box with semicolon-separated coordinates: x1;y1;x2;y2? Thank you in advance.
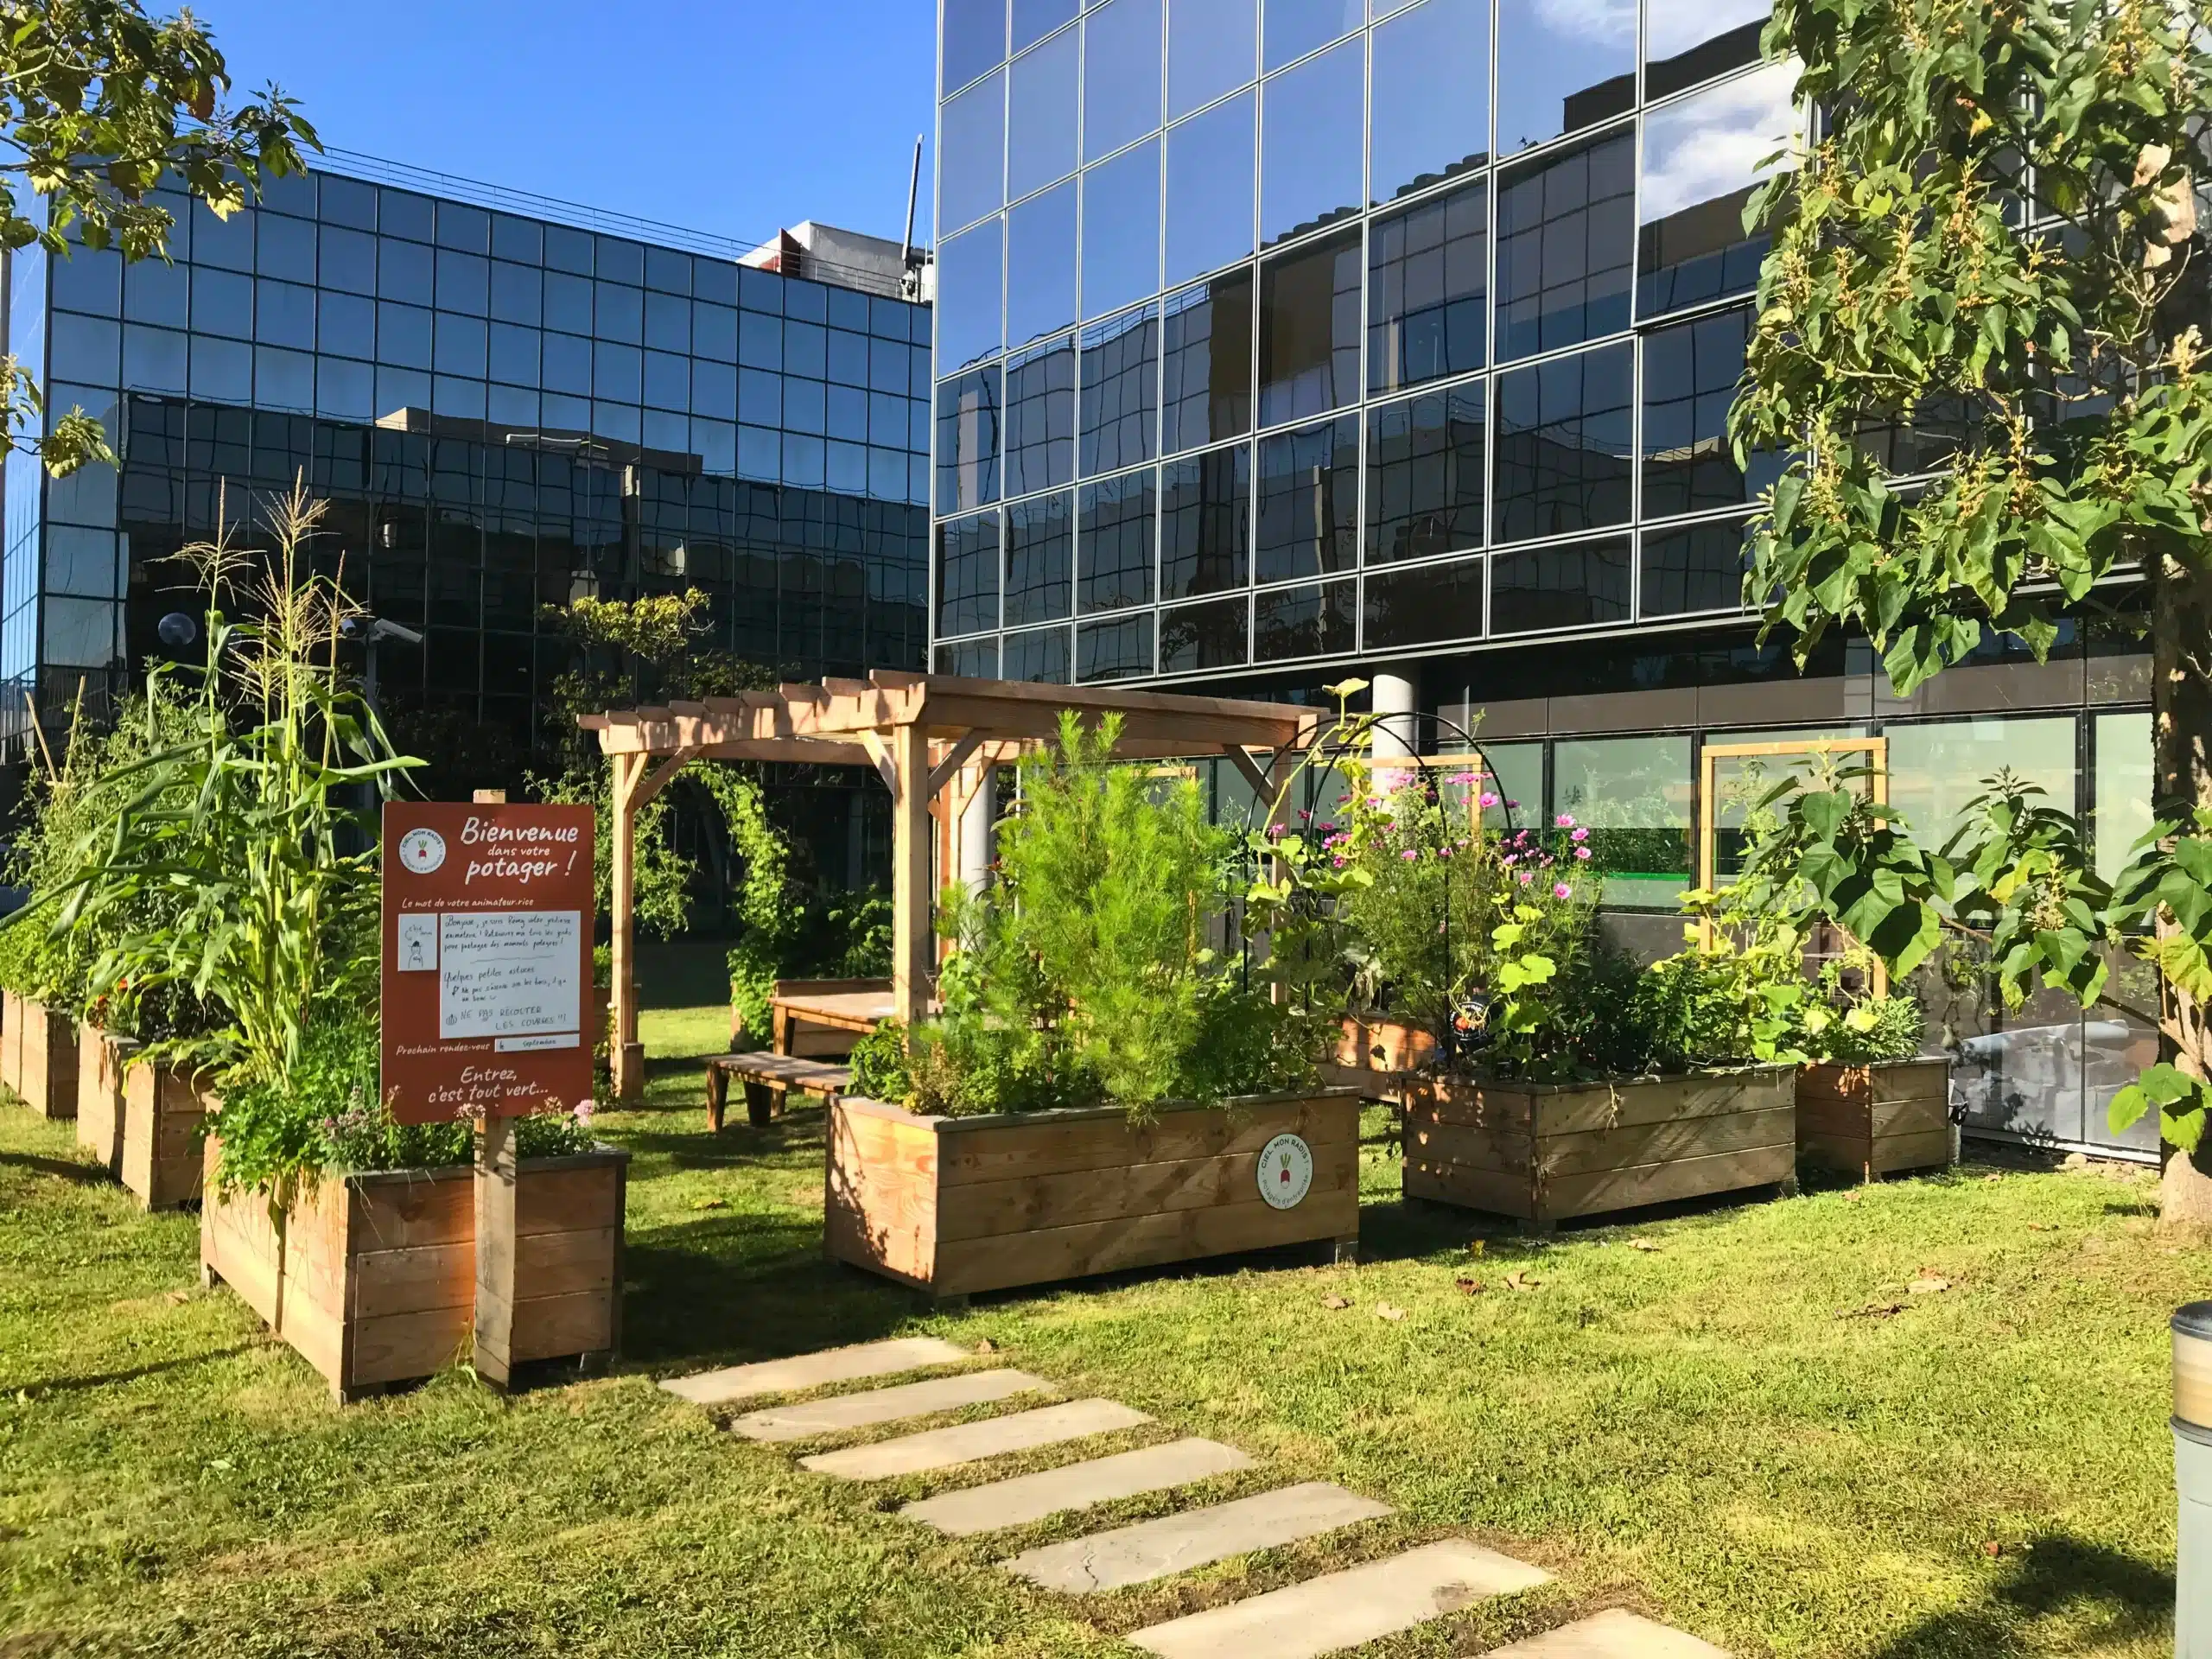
1797;1059;1953;1179
20;1001;78;1121
121;1062;212;1211
74;1027;129;1176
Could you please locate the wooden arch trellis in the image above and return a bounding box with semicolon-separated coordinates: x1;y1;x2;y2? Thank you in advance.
581;670;1322;1099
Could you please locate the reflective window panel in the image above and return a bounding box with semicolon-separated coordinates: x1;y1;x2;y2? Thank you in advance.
1084;0;1165;162
1255;414;1357;582
1081;305;1160;474
1641;307;1783;517
2094;710;2154;887
1369;179;1486;395
1495;0;1634;156
1551;732;1692;908
1496;126;1634;361
1078;609;1156;678
1016;0;1080;54
1370;0;1491;205
1492;343;1633;541
936;218;1004;372
936;365;1003;512
944;0;1009;93
941;71;1007;237
1257;226;1361;428
937;508;1003;636
1003;334;1077;497
1162;268;1255;453
1078;466;1158;610
1082;137;1162;319
1263;0;1362;71
1491;534;1632;632
1170;0;1257;118
1637;63;1797;317
1259;37;1364;248
1364;551;1486;647
1639;515;1750;617
1008;26;1081;200
1254;576;1355;659
1160;441;1252;595
1645;0;1770;100
1365;383;1484;563
1166;90;1257;289
1007;179;1079;346
1160;592;1251;671
1003;621;1073;681
937;636;1002;676
1890;716;2077;847
1006;488;1075;624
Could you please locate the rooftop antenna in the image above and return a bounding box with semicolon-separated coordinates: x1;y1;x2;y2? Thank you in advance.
899;134;926;302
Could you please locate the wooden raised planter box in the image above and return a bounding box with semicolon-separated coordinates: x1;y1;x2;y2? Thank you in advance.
1797;1058;1954;1179
74;1024;136;1177
200;1141;628;1402
1317;1014;1434;1100
826;1089;1362;1301
6;994;79;1121
1403;1065;1798;1228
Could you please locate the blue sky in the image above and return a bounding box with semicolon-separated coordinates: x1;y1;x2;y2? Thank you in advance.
207;1;941;249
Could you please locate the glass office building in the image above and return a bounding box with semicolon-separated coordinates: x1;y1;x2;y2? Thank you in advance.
4;158;934;766
928;0;2160;1157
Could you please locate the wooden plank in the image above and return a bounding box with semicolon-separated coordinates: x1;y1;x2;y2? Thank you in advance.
936;1141;1358;1243
1796;1128;1873;1177
513;1162;624;1236
515;1225;619;1299
512;1288;614;1363
474;1116;520;1390
1535;1106;1796;1178
1544;1141;1795;1220
936;1097;1359;1186
1403;1158;1537;1219
1526;1071;1796;1137
349;1306;472;1387
1404;1118;1534;1174
350;1172;474;1250
1868;1128;1954;1174
890;719;934;1030
349;1242;474;1319
825;1101;938;1286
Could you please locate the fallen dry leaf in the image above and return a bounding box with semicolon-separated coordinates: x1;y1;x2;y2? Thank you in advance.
974;1338;996;1354
690;1198;728;1211
1983;1541;2004;1559
1455;1277;1484;1295
2025;1222;2054;1232
1503;1270;1540;1292
1843;1190;1862;1204
1983;1173;2004;1183
165;1288;190;1305
1321;1295;1351;1310
1625;1237;1662;1252
1375;1302;1408;1322
1909;1275;1952;1295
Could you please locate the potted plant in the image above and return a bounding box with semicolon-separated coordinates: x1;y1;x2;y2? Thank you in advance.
827;714;1358;1304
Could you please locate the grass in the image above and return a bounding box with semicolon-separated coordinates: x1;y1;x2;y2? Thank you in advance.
0;977;2195;1658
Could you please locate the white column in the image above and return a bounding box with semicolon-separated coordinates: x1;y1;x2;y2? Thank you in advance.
957;764;994;896
1372;668;1419;766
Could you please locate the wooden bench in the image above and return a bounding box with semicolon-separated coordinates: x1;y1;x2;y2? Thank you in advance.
706;1052;851;1131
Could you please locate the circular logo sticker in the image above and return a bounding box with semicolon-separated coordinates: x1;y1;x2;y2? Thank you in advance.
1257;1132;1313;1210
397;827;447;875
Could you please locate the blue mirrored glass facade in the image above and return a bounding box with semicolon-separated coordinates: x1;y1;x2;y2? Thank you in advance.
10;164;933;763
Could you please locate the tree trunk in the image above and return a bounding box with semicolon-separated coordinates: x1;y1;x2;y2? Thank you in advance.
2152;554;2212;1227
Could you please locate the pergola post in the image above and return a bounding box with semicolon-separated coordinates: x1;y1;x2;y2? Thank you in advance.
891;720;933;1030
609;753;645;1102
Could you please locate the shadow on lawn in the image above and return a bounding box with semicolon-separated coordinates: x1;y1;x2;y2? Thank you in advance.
1870;1535;2171;1656
0;1150;111;1186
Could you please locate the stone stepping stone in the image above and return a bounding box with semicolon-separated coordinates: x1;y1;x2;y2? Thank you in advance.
658;1337;970;1406
1127;1539;1554;1659
1484;1609;1730;1657
901;1437;1254;1536
802;1399;1152;1480
1001;1481;1390;1593
728;1369;1047;1442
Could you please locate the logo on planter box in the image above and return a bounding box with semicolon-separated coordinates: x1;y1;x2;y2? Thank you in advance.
397;827;447;874
1258;1133;1313;1209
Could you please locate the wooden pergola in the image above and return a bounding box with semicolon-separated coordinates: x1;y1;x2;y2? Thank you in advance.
582;670;1322;1099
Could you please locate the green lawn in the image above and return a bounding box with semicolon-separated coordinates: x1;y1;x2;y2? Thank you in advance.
0;988;2193;1657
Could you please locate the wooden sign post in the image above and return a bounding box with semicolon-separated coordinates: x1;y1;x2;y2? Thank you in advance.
381;795;594;1391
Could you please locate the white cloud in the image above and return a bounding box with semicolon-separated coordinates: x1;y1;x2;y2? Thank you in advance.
1644;0;1772;64
1638;61;1802;223
1533;0;1637;47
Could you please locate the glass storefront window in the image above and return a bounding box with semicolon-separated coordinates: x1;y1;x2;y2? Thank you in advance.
942;71;1007;237
2094;711;2153;886
1365;383;1484;564
1160;593;1250;671
1496;0;1633;156
1081;137;1162;319
1160;441;1252;597
1259;36;1363;248
1263;0;1361;71
936;217;1004;372
1078;609;1155;679
1254;576;1355;660
1553;733;1693;909
1003;334;1076;496
944;0;1008;93
1255;414;1357;582
1887;716;2078;849
1363;553;1485;649
1640;306;1781;516
1008;26;1080;201
1368;179;1486;394
1493;342;1632;542
1004;622;1072;681
1078;467;1157;610
1256;226;1360;427
936;508;1003;636
1166;90;1256;289
1496;127;1634;361
1637;62;1797;317
1084;0;1165;162
1007;178;1078;347
1170;0;1257;118
1645;0;1770;100
936;365;1002;512
1491;534;1631;634
1080;304;1160;475
1162;268;1254;453
1015;0;1079;53
1006;488;1074;625
1640;517;1749;617
1370;0;1491;206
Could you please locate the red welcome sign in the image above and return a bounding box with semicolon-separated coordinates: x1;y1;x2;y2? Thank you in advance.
379;801;594;1125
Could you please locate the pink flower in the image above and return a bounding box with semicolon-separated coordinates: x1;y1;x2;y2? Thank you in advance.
1555;813;1576;829
1504;799;1521;810
1266;823;1288;840
1554;881;1573;899
1570;826;1589;842
1401;849;1420;861
1517;871;1533;886
1298;809;1313;822
1433;847;1450;859
1574;845;1592;861
1478;791;1499;809
575;1099;595;1124
1502;854;1517;867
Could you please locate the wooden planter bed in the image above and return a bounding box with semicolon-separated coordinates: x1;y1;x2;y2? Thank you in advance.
7;995;78;1121
1403;1066;1798;1229
200;1141;628;1402
1318;1014;1434;1100
122;1059;218;1211
74;1024;136;1178
1796;1058;1954;1179
826;1089;1362;1303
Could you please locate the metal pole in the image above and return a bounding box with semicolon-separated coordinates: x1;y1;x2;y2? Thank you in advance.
2176;1301;2212;1655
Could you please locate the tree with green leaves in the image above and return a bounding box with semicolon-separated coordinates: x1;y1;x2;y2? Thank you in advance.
1732;0;2212;1217
0;0;316;475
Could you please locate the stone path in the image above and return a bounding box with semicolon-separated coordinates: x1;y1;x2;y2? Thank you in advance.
661;1335;1729;1656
